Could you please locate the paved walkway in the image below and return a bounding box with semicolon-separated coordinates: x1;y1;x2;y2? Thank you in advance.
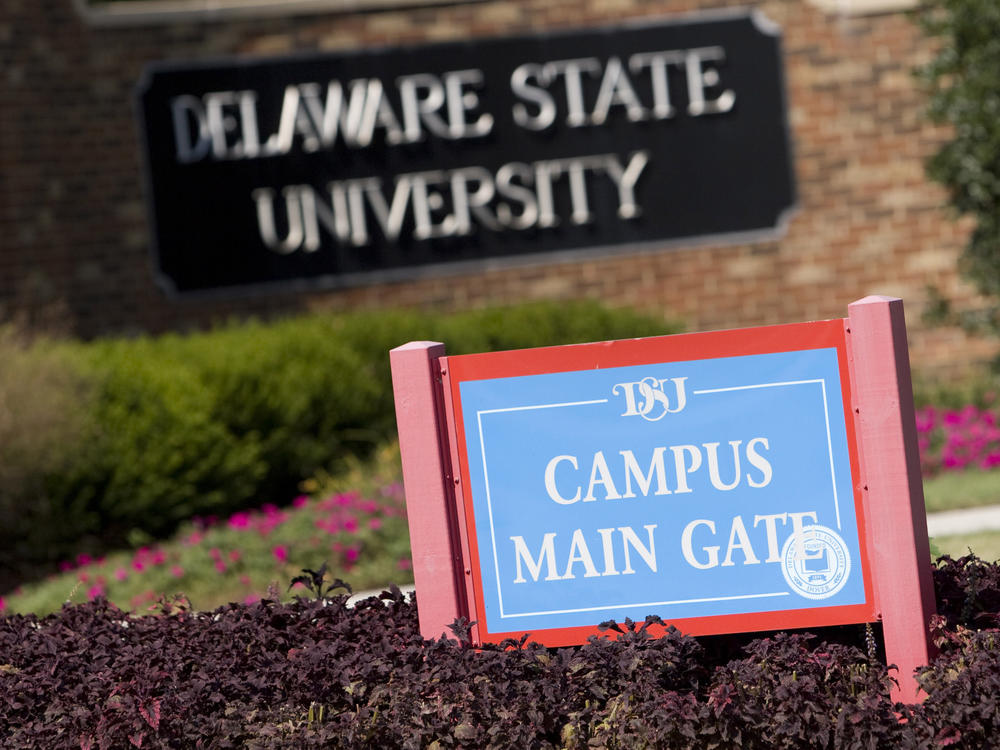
346;584;415;607
925;503;1000;537
346;505;1000;605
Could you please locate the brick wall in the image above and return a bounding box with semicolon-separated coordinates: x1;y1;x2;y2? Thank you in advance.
1;0;994;379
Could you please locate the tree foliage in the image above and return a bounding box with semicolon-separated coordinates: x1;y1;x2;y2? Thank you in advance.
918;0;1000;297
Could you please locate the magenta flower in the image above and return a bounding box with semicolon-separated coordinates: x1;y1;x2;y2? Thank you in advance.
228;511;251;530
170;565;184;578
114;568;128;582
272;545;288;562
293;495;309;509
916;403;1000;476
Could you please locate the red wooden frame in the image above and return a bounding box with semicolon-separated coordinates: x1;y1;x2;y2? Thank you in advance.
390;296;936;703
442;317;875;648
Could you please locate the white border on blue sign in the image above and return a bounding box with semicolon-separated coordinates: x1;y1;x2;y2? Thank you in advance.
475;378;843;620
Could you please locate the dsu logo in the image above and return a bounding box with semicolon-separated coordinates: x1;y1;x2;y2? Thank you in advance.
612;377;688;421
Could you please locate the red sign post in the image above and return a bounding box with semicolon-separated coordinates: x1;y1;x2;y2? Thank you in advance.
390;296;935;703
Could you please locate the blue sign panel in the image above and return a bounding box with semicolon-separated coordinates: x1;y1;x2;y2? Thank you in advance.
457;347;864;633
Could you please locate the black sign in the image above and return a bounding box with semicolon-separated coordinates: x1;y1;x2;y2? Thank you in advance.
137;12;795;296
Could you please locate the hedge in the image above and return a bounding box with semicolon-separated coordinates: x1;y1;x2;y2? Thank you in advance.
0;555;997;748
0;302;674;587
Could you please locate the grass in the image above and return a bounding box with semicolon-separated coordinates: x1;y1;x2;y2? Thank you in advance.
923;465;1000;513
922;465;1000;561
2;443;412;617
932;531;1000;562
923;465;1000;561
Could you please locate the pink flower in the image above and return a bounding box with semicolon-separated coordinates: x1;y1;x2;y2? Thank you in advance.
151;549;166;566
293;495;309;509
368;518;383;531
214;560;227;574
942;453;965;469
114;568;128;582
397;558;413;571
244;594;261;604
228;549;241;563
239;575;251;586
272;545;288;563
131;559;145;572
58;561;73;572
170;565;184;578
344;547;359;563
76;553;93;567
344;517;358;533
87;585;104;600
228;512;251;530
0;597;6;612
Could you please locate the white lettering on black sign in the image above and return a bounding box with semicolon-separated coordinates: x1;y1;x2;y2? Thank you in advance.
137;14;794;295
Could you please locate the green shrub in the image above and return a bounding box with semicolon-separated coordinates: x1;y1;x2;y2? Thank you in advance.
151;319;384;504
0;327;97;589
74;339;268;542
0;301;675;586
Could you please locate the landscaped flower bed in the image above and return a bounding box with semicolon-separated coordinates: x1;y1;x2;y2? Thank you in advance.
916;403;1000;476
1;555;999;748
0;480;412;617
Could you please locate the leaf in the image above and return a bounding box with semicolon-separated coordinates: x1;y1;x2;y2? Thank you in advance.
453;722;477;741
937;726;963;746
138;697;161;730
